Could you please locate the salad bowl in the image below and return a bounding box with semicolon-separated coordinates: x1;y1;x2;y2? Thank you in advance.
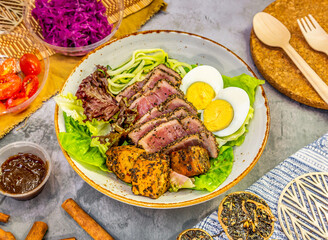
55;30;270;208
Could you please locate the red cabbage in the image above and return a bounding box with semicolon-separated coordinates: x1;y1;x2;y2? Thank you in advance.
32;0;114;47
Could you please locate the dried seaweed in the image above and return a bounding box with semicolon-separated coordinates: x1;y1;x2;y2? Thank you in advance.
219;192;276;240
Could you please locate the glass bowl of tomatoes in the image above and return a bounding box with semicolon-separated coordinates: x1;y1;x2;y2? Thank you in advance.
0;31;49;115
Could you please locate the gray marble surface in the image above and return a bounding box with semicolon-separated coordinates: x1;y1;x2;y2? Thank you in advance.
0;0;327;239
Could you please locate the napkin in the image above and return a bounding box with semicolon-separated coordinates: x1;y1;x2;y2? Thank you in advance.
195;132;328;239
0;0;167;139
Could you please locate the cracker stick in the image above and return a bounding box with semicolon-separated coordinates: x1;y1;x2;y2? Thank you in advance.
0;213;10;223
0;228;16;240
25;221;48;240
60;238;76;240
62;198;114;240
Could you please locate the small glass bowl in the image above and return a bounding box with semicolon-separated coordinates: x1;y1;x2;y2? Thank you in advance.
24;0;124;56
0;31;50;116
0;142;52;200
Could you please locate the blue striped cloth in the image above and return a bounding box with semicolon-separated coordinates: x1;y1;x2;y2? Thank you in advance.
195;132;328;239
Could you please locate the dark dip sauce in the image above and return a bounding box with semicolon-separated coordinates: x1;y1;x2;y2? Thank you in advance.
0;153;47;194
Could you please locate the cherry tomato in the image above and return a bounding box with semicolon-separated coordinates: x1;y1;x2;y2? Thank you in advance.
0;101;6;113
23;75;39;98
20;53;41;76
6;96;28;109
11;90;26;99
0;58;17;76
0;74;22;100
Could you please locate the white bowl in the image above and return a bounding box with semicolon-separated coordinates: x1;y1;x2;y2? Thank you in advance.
55;30;270;208
0;142;52;200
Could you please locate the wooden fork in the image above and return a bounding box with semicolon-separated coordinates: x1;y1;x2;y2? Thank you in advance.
297;14;328;55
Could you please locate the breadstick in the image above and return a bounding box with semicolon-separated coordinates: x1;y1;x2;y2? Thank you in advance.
0;228;16;240
62;198;114;240
60;238;76;240
0;213;10;223
25;221;48;240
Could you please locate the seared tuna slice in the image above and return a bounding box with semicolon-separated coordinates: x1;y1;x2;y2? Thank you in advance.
116;64;181;102
128;117;168;144
180;116;219;158
162;134;203;154
128;107;191;144
155;64;182;84
135;95;197;126
138;119;187;153
128;66;179;104
143;64;181;86
115;80;145;102
131;153;170;199
142;66;181;90
199;131;219;158
137;114;219;157
162;95;198;115
180;116;206;134
129;80;183;118
162;132;219;158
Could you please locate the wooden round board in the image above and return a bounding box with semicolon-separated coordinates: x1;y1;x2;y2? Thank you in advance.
250;0;328;110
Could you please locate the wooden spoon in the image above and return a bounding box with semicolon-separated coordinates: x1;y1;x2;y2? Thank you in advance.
253;12;328;105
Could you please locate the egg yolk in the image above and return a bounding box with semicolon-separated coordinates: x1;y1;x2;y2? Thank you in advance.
203;100;234;132
186;82;215;110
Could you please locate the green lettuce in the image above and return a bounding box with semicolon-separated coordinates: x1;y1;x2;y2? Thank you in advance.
59;112;108;172
55;93;113;137
54;93;86;122
193;146;234;192
222;74;265;105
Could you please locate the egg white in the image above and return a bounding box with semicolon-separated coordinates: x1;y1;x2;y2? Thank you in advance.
207;87;250;137
180;65;223;97
180;65;250;137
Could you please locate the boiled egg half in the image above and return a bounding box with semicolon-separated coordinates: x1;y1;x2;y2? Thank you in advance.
180;65;250;137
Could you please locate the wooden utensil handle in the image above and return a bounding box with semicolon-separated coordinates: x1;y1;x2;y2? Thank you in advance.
282;44;328;105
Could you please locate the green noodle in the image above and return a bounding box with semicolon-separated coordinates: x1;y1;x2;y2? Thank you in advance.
107;48;193;95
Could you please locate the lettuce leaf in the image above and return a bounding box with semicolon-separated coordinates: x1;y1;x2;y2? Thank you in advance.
59;112;108;172
222;74;265;105
55;93;113;137
54;93;86;123
193;146;234;192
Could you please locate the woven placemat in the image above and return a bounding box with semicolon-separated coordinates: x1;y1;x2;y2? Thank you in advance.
0;0;24;33
250;0;328;110
0;0;167;139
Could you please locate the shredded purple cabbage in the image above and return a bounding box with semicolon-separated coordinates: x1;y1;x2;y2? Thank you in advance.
32;0;114;47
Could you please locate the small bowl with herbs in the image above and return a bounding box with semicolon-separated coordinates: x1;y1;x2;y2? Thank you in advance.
0;142;52;200
24;0;124;56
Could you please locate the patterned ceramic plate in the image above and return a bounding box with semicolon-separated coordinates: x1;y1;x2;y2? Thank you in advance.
54;30;270;208
278;172;328;240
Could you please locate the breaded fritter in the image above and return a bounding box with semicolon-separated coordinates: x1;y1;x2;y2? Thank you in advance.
106;145;145;183
131;153;170;199
170;146;210;177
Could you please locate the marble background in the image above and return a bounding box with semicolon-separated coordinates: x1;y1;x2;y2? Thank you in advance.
0;0;327;239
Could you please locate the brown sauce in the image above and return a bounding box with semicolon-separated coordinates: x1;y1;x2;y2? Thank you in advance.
0;153;47;194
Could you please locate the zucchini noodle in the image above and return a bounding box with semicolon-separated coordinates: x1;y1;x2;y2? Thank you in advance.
107;49;193;95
